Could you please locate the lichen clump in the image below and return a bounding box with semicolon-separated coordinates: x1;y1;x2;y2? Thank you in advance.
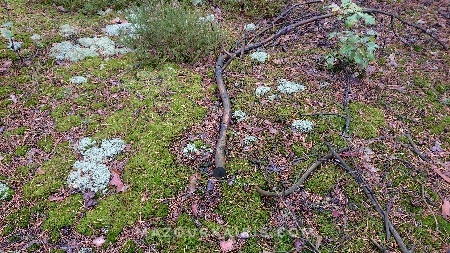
233;110;247;122
103;23;134;37
292;120;313;133
250;51;268;63
243;135;258;145
183;143;198;157
277;79;306;94
198;14;215;23
60;24;77;37
245;23;256;31
49;37;130;62
0;182;11;201
67;138;126;193
255;86;271;97
69;76;87;84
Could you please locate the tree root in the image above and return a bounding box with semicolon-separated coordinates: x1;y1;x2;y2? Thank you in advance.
324;141;413;253
255;147;349;197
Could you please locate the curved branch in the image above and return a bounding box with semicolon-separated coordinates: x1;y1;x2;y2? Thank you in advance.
255;147;349;197
363;8;448;50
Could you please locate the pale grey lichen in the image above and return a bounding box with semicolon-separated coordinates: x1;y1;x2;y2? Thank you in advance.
233;110;247;122
183;143;198;157
68;160;110;193
243;135;258;146
255;86;271;97
77;137;96;152
49;37;130;62
68;137;126;193
250;51;268;63
245;23;256;31
277;79;306;94
30;33;41;41
198;14;215;23
100;138;126;158
69;76;88;84
98;8;112;16
103;23;134;36
8;41;22;51
78;247;93;253
192;0;203;5
0;182;11;200
60;24;77;37
292;119;313;133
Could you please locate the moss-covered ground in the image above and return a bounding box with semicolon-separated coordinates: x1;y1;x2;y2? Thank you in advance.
0;0;449;252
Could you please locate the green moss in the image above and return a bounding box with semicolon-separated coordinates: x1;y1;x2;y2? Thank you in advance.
349;102;386;139
37;136;55;153
14;145;30;157
217;183;269;232
316;211;339;238
22;142;75;200
305;164;342;196
51;104;83;131
43;194;83;241
430;116;450;135
121;240;138;253
13;165;32;179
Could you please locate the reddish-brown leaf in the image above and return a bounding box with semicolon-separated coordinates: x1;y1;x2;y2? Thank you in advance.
442;200;450;219
220;239;234;252
93;236;106;247
110;171;127;192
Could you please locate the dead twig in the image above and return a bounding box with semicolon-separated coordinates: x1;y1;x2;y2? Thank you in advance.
324;141;413;253
255;147;349;197
363;8;448;50
404;133;430;162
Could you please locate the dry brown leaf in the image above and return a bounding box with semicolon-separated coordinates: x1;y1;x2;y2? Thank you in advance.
220;239;234;252
93;236;106;247
442;200;450;219
188;173;200;194
110;170;127;192
37;167;46;175
432;165;450;184
48;195;65;202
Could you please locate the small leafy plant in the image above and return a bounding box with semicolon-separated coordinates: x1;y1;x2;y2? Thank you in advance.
325;0;379;70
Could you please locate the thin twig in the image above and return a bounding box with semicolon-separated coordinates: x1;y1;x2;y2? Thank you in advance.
404;133;430;162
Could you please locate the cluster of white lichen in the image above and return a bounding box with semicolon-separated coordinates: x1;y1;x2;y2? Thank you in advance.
103;23;134;37
255;86;271;97
69;76;88;84
233;110;247;122
245;23;257;32
60;24;77;37
0;182;11;201
67;137;125;193
292;120;314;133
250;51;268;63
183;143;198;157
192;0;203;6
198;14;215;23
277;79;306;94
243;135;258;146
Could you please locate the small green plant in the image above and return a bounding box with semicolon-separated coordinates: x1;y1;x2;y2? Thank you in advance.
1;1;22;57
125;1;223;65
324;0;379;70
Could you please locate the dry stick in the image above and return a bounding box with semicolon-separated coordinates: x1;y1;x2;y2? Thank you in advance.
324;141;413;253
255;147;349;197
363;8;448;50
404;133;430;162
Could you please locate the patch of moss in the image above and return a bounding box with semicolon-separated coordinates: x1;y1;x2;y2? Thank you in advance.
22;142;75;200
51;105;83;131
43;194;83;241
305;164;342;196
121;240;139;253
14;145;30;157
349;102;386;139
37;136;55;153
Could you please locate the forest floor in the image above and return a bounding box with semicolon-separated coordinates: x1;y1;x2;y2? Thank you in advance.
0;0;449;252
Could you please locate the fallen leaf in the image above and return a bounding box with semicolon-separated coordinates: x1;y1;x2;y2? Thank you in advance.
110;170;127;192
207;178;215;192
188;173;200;194
10;94;17;104
37;167;46;175
220;239;234;252
442;200;450;219
49;195;65;202
430;141;443;153
432;165;450;184
191;203;198;216
332;210;340;218
238;232;250;239
93;236;105;247
110;17;122;24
